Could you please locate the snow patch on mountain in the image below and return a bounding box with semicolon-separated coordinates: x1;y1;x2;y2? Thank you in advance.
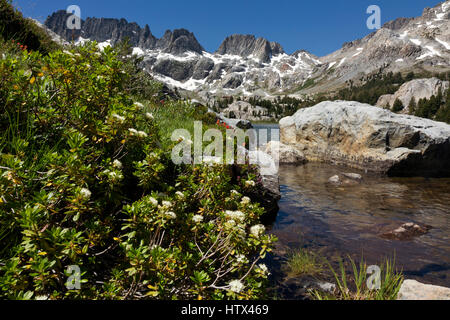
436;38;450;50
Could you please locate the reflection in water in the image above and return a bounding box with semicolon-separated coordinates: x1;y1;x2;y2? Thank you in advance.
268;162;450;298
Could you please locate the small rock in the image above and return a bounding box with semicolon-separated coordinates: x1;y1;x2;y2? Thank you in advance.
342;173;363;181
264;141;307;165
380;222;432;240
398;280;450;300
316;281;336;293
328;175;341;185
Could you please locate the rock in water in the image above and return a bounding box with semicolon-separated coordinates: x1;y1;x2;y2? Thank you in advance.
342;173;363;181
398;280;450;300
328;175;341;185
279;101;450;177
263;141;306;164
380;222;432;240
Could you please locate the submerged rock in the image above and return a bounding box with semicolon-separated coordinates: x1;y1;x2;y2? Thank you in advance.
327;173;363;186
398;280;450;300
380;222;432;240
280;101;450;177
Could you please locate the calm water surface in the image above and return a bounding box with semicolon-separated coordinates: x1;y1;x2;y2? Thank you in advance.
268;163;450;297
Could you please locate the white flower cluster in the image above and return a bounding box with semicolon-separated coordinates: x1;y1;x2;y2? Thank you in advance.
235;254;248;264
245;180;256;187
138;131;148;138
162;201;172;208
112;113;125;123
165;211;177;220
192;215;204;223
128;128;148;138
113;159;123;169
134;102;144;110
225;210;246;223
79;188;91;200
257;264;269;275
102;169;123;182
241;196;251;205
177;136;193;145
108;171;120;180
229;280;244;293
175;191;185;199
250;224;265;238
230;190;240;196
149;197;158;206
145;112;154;120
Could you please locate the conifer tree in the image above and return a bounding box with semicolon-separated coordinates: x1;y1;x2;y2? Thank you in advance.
392;98;404;113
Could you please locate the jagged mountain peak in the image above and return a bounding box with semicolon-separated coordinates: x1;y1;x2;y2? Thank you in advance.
216;34;284;63
44;10;204;55
158;28;205;55
382;17;414;31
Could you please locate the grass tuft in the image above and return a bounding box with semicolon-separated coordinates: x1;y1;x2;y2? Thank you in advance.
286;248;324;277
309;256;404;300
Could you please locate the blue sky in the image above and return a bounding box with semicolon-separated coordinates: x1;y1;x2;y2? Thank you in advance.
13;0;440;56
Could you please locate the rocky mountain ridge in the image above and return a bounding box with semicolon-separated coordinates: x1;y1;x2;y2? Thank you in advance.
43;1;450;100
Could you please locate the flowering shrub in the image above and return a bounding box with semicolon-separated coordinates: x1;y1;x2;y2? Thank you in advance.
0;42;276;299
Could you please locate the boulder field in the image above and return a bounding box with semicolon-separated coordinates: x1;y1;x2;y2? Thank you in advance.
280;101;450;177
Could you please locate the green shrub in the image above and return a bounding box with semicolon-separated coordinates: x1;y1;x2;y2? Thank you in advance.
0;42;276;300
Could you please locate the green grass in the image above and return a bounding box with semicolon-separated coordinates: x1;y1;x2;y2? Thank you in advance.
286;248;324;277
309;256;404;300
144;100;218;149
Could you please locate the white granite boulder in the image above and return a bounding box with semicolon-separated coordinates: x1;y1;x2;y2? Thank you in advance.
280;101;450;176
398;280;450;300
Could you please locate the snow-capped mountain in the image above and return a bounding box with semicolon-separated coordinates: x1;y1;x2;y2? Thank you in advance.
43;1;450;100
